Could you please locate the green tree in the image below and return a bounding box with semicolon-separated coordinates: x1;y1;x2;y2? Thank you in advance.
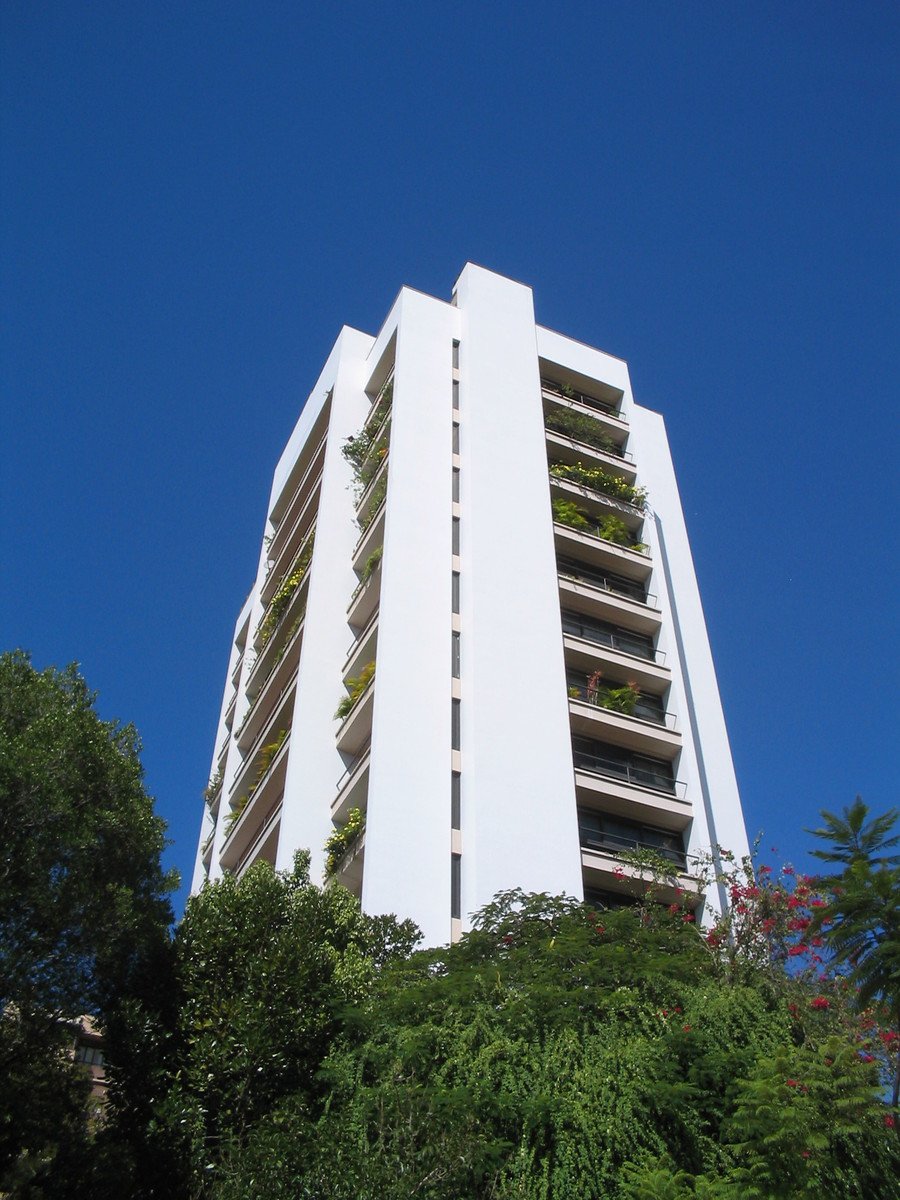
0;651;175;1194
161;852;419;1196
808;798;900;1108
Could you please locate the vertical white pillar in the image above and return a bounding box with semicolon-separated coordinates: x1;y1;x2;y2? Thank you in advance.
361;290;457;944
454;264;583;917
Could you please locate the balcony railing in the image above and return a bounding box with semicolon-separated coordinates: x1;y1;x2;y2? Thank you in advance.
541;378;624;421
572;737;680;796
558;556;653;605
567;675;672;729
561;609;660;662
579;827;688;872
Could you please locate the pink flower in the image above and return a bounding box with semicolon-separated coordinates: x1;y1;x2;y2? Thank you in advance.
859;1053;875;1063
613;866;626;879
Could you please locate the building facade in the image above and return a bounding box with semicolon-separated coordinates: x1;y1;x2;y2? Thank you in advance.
192;264;749;947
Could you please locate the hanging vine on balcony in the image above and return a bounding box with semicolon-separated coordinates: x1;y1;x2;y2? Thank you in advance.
335;661;375;720
545;407;620;456
324;806;366;876
258;531;315;646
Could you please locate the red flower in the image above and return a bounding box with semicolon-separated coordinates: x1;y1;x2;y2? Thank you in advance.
885;1115;896;1129
810;898;827;908
785;1078;799;1087
682;1024;692;1032
788;945;807;957
667;903;679;914
787;917;810;931
787;897;802;909
801;1150;810;1159
859;1053;875;1063
613;866;626;880
783;865;795;875
595;924;605;935
810;997;830;1010
759;865;772;874
682;912;695;923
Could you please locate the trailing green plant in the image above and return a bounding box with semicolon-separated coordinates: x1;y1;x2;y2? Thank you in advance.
357;476;387;532
222;795;248;838
545;406;619;455
356;546;383;592
552;499;648;551
203;768;223;804
324;807;366;876
342;380;393;474
258;532;315;646
550;460;648;509
335;661;375;720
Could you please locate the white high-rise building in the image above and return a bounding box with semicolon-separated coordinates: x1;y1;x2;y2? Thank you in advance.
193;264;749;946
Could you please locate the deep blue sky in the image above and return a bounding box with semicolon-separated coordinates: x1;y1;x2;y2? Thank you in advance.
2;3;897;916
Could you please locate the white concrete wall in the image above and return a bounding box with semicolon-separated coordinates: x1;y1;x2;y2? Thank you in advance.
361;289;458;944
454;265;584;917
629;405;750;881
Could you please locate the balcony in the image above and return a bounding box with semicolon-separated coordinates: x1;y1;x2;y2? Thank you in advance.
572;735;684;799
262;476;321;605
554;518;651;580
332;744;370;824
541;377;627;425
245;611;305;703
332;831;365;897
562;612;670;694
581;845;700;906
335;664;375;756
268;432;327;561
353;498;386;571
347;550;382;630
253;531;314;654
568;682;680;758
344;612;378;681
220;733;291;870
578;809;688;871
237;657;298;753
227;798;283;878
549;469;646;536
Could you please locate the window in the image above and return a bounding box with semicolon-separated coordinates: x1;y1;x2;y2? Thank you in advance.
452;572;460;613
451;853;461;918
451;700;461;750
452;631;460;677
451;772;461;828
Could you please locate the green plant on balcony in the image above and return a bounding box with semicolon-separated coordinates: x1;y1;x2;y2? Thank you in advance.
335;661;375;721
342;382;393;473
551;498;591;531
242;727;288;806
357;476;387;533
324;806;366;876
203;768;223;804
353;435;389;503
549;461;648;510
258;533;315;647
582;669;640;715
223;793;248;838
545;407;618;455
358;545;383;588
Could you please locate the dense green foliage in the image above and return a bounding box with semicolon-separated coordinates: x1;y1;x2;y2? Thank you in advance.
169;881;897;1199
0;651;175;1195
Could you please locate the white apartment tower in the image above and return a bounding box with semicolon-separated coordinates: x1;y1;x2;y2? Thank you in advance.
193;264;750;946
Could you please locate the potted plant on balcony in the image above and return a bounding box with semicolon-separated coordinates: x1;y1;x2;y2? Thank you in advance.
335;661;376;721
324;806;366;876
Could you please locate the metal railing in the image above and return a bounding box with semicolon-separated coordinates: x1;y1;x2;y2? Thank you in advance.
557;557;653;605
579;828;688;871
572;740;681;796
541;378;625;421
567;679;674;730
561;609;661;663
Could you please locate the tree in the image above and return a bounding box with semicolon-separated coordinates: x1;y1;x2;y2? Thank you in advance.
204;887;899;1199
807;798;900;1109
158;852;419;1196
0;651;175;1192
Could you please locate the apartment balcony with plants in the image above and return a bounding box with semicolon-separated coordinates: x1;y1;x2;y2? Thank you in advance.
565;665;680;759
540;374;628;447
324;805;365;898
577;807;700;906
219;726;291;874
560;607;671;693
